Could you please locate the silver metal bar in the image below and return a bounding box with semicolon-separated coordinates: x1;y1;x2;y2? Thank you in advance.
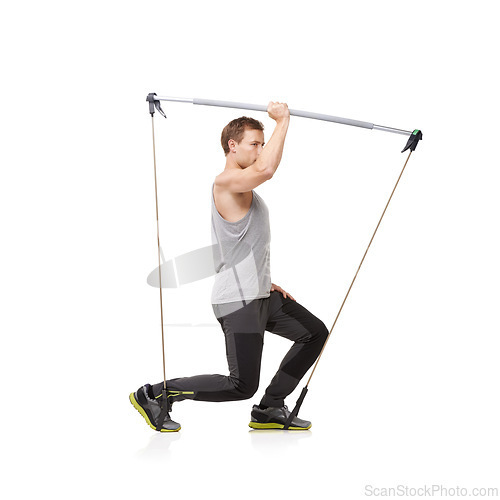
373;124;413;136
156;96;194;104
194;98;267;114
154;95;412;136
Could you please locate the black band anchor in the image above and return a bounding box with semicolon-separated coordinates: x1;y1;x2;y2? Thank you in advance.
402;129;423;152
147;93;167;118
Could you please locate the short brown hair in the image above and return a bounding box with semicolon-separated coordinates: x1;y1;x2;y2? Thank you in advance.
221;116;264;156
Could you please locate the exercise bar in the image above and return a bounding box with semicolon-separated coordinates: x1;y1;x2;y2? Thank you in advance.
153;95;413;137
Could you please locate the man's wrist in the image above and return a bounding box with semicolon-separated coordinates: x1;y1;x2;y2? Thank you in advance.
275;116;290;126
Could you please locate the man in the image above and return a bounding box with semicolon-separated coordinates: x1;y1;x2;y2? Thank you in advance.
130;102;329;431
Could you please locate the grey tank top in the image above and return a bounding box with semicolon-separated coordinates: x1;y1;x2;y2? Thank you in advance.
211;183;271;305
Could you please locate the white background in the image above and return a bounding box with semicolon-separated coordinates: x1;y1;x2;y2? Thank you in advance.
1;1;499;498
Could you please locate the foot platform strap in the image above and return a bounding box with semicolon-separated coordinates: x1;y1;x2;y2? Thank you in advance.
155;388;173;431
154;389;195;431
283;386;308;430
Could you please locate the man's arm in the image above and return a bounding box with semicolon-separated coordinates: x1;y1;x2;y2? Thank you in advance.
216;102;290;193
253;102;290;178
215;163;272;194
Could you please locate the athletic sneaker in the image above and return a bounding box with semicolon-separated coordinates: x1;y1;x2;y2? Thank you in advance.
129;384;181;432
249;404;312;430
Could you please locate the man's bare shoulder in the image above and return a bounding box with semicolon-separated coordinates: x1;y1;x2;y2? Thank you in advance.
213;175;239;204
214;169;234;188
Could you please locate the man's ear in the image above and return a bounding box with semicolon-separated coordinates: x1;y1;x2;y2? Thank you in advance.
228;139;236;152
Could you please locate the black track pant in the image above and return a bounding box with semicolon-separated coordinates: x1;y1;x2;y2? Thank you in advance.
151;291;329;408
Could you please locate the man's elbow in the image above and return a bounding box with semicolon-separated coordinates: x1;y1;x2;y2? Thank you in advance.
261;168;274;181
254;161;275;180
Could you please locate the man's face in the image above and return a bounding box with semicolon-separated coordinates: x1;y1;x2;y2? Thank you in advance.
232;128;265;168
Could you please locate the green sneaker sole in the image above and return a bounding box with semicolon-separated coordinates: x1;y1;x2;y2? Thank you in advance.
248;421;311;430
